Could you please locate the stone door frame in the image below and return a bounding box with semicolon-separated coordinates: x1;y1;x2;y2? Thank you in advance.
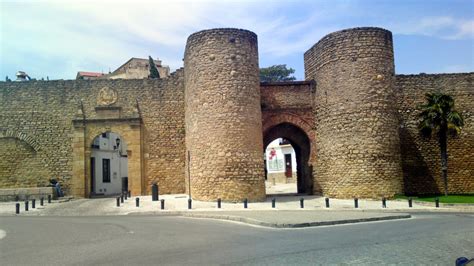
71;118;143;198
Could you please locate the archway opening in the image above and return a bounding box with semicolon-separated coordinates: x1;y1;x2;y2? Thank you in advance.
264;123;313;195
90;132;128;197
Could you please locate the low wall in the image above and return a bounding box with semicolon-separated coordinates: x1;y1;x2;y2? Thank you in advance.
267;172;297;184
0;187;55;201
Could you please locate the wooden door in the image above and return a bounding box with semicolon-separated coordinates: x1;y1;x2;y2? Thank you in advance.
285;154;292;177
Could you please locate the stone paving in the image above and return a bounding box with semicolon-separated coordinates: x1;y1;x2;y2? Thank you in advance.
1;191;472;228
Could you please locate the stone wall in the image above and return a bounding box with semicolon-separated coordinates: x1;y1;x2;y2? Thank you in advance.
1;26;472;200
0;73;186;196
184;28;265;202
395;73;474;195
305;27;404;198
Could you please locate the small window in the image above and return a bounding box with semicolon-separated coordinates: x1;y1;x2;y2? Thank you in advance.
102;159;110;183
101;132;107;138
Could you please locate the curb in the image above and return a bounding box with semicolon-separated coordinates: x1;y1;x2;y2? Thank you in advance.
126;211;411;228
181;213;412;228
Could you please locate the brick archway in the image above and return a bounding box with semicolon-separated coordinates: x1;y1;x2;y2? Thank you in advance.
263;122;313;194
262;113;315;163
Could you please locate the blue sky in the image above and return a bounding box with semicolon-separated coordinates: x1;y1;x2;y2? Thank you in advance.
1;0;473;80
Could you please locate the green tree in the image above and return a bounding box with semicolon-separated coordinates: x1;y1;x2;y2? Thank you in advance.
259;64;296;82
148;56;160;79
418;92;464;196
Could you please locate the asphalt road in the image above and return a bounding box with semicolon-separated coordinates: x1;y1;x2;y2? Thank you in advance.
0;212;473;265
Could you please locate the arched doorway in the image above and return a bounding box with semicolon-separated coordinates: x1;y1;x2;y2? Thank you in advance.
263;123;313;194
90;132;128;196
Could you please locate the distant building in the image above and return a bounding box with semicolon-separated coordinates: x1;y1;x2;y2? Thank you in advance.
265;138;297;184
76;71;104;80
76;57;170;80
15;71;31;81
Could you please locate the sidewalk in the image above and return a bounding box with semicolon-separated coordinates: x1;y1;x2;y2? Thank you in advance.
2;193;473;228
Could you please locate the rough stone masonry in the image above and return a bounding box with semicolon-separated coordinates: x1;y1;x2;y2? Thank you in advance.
0;27;472;201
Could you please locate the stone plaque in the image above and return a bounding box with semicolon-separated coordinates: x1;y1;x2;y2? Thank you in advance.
97;87;118;106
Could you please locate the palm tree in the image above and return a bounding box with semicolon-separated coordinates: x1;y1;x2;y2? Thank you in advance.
418;92;464;196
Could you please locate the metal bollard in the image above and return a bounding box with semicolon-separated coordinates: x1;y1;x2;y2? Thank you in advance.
16;203;20;214
354;198;359;208
325;198;330;208
188;198;192;209
244;198;248;209
40;197;44;206
382;197;387;208
128;190;131;198
435;197;440;208
408;197;412;208
120;194;124;203
160;199;165;210
152;184;159;201
217;198;221;209
124;191;128;200
272;198;276;208
136;197;140;207
48;194;51;203
300;198;304;208
25;201;29;211
116;197;120;207
32;199;36;209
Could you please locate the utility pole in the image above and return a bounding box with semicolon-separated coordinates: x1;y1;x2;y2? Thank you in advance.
187;150;191;199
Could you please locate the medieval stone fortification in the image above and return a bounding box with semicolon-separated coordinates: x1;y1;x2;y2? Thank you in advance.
1;27;472;201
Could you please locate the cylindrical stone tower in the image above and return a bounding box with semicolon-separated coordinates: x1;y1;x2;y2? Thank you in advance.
184;28;265;202
304;27;403;198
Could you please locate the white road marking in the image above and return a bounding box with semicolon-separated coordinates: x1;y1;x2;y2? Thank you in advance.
0;229;6;240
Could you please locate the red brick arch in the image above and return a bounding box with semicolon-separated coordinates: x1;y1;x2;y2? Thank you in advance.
262;112;314;143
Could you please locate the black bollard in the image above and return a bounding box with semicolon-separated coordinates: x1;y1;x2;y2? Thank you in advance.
32;199;36;209
160;199;165;210
25;201;29;211
128;190;131;197
354;198;359;208
124;191;128;200
152;184;158;201
136;197;140;207
116;197;120;207
408;197;413;208
325;198;330;208
435;197;440;208
272;198;276;208
120;194;124;203
244;198;248;209
16;203;20;214
382;197;387;208
188;198;192;209
300;198;304;208
40;197;44;206
217;198;221;209
48;194;51;204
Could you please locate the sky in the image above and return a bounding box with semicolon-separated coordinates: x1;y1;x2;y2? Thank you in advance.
1;0;473;80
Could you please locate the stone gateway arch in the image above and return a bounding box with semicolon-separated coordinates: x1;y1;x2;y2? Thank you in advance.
1;27;473;200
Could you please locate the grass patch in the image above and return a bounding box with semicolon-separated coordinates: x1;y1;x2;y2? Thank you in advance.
395;194;474;204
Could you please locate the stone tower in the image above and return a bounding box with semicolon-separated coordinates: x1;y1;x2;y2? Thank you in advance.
184;28;266;202
304;27;403;198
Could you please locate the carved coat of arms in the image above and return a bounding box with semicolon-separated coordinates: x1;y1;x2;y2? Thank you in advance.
97;87;118;106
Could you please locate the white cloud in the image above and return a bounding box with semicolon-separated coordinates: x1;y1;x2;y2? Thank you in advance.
390;16;474;40
1;1;472;79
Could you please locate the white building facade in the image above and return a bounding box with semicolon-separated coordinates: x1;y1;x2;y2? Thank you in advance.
90;132;128;196
265;138;297;184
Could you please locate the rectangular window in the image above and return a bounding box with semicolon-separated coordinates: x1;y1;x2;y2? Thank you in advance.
102;159;110;183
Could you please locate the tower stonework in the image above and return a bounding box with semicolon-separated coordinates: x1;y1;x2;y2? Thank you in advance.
304;27;404;198
184;28;266;201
